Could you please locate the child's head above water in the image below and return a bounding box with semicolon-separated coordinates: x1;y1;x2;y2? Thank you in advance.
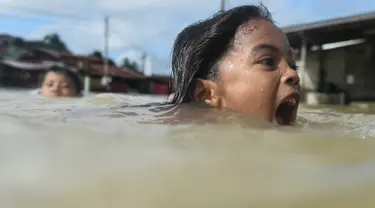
40;66;83;97
169;4;301;125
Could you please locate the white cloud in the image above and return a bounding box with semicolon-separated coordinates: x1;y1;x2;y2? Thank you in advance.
0;0;297;53
0;0;373;74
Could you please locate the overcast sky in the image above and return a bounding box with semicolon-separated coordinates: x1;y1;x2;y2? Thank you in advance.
0;0;374;74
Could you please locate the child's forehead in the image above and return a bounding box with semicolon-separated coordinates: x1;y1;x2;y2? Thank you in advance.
233;20;291;54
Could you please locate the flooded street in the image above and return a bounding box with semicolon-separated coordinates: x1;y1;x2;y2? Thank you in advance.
1;89;375;208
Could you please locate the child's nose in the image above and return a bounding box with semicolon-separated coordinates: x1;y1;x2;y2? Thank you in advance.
281;68;300;87
51;85;59;91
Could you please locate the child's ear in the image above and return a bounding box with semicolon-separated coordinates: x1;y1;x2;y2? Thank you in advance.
193;79;221;108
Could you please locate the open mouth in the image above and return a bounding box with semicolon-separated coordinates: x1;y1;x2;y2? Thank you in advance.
275;92;300;125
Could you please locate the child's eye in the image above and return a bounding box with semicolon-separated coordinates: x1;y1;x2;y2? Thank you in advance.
260;58;276;70
45;82;53;87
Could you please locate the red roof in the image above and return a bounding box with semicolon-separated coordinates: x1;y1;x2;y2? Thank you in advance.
90;64;145;79
55;52;145;79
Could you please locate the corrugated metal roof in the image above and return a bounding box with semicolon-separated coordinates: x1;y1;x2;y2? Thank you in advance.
0;34;19;43
60;53;102;62
33;48;62;59
282;11;375;33
1;43;147;79
58;53;146;79
0;58;59;71
89;63;145;79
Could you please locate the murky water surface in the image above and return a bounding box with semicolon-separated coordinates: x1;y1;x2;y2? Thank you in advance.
1;89;375;208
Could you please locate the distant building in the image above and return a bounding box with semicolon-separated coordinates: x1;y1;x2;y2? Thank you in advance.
146;75;171;95
283;11;375;104
57;52;147;93
0;33;173;94
0;35;63;88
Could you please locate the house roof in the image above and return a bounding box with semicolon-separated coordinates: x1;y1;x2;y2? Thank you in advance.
59;52;102;62
25;40;72;54
39;48;145;79
0;39;146;79
33;48;63;59
0;57;144;79
0;58;59;71
282;11;375;48
89;63;145;79
0;34;21;44
282;11;375;33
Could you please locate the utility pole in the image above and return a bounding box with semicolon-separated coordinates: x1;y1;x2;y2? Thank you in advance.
104;16;109;76
101;16;112;88
220;0;225;12
141;52;147;74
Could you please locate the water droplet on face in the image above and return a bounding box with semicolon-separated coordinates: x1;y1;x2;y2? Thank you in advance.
227;62;234;71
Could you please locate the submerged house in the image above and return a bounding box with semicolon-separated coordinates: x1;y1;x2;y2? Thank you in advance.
0;35;145;92
0;34;173;94
0;36;63;88
57;52;147;93
283;11;375;104
146;75;171;95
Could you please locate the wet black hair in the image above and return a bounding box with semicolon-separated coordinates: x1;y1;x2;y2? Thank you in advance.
168;4;273;104
42;66;83;96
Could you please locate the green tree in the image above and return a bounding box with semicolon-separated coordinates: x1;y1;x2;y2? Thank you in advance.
43;33;70;52
122;57;139;71
91;50;103;59
90;50;116;66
